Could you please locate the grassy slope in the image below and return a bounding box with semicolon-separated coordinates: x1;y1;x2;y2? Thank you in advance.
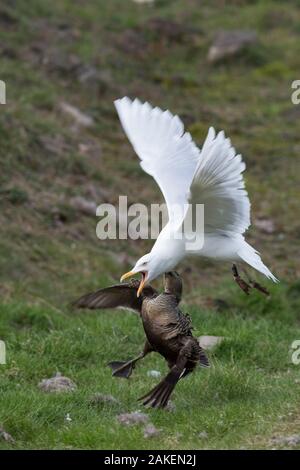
0;0;300;449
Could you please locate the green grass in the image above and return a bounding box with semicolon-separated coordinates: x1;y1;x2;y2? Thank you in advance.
1;282;300;449
1;0;300;449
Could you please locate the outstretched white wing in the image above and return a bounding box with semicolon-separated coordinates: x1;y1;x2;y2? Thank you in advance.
115;97;200;229
190;127;250;235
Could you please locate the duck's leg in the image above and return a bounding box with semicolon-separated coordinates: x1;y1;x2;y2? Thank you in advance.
139;340;193;409
107;341;153;379
242;267;270;297
232;264;251;295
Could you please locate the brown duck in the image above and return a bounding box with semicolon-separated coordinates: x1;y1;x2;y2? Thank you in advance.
73;272;209;408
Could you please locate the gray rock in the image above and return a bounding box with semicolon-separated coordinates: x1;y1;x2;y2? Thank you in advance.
69;196;97;216
133;0;155;4
198;431;208;439
208;30;257;63
0;426;15;444
89;393;120;406
198;335;224;350
270;435;300;447
165;401;176;412
59;102;94;128
143;423;161;438
117;411;149;426
147;370;161;378
38;372;77;393
254;218;276;234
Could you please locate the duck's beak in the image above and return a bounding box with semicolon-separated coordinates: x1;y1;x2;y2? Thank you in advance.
120;270;135;282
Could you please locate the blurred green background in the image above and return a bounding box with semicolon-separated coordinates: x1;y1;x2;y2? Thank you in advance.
0;0;300;450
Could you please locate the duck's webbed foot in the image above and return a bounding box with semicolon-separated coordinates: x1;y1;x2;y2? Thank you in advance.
139;341;193;409
108;341;153;379
107;360;135;379
232;264;251;295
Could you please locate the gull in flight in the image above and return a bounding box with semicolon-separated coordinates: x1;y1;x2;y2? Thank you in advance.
115;97;278;296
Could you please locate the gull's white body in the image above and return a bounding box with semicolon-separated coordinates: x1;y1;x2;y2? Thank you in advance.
115;97;277;284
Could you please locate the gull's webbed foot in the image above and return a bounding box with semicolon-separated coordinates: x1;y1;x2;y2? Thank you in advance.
241;267;270;297
249;280;270;297
232;264;251;295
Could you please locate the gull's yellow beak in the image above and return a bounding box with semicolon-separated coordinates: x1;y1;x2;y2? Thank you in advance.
120;271;135;282
137;272;147;298
120;270;147;298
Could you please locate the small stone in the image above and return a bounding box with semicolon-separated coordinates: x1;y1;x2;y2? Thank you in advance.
89;393;120;406
143;424;161;439
59;102;94;128
165;401;176;412
69;196;97;216
132;0;155;4
208;30;257;63
198;431;208;439
0;426;15;444
270;435;300;447
147;370;161;378
38;372;77;393
198;335;224;350
254;218;276;234
117;411;149;426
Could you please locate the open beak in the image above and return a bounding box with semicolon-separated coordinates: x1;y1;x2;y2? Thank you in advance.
137;271;147;297
120;271;135;282
120;270;148;298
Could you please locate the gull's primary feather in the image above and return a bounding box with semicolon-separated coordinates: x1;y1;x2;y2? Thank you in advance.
190;126;250;235
115;97;200;229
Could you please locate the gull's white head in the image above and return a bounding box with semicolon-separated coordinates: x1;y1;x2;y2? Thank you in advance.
120;252;166;297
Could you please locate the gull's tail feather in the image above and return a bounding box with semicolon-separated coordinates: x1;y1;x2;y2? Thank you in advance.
238;241;278;282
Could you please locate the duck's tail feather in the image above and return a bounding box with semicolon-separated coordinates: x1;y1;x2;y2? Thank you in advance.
199;348;210;368
139;366;182;409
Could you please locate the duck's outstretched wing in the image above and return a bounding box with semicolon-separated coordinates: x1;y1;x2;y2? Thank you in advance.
115;97;200;230
72;281;158;314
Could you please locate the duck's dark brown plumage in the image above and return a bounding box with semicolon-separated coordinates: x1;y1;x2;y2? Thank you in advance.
73;272;209;408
